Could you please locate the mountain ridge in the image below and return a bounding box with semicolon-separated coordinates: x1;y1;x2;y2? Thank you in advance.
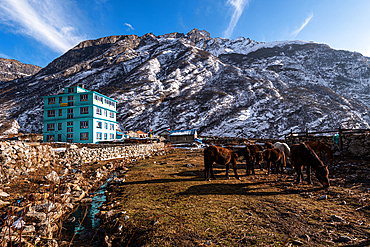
0;28;369;138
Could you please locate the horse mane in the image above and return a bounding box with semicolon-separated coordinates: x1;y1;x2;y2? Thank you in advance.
318;142;333;159
302;143;326;168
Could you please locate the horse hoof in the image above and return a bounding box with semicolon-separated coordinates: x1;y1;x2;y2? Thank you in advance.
207;178;211;182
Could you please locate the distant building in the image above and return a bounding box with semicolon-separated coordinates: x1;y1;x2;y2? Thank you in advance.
169;129;197;143
136;130;148;138
42;85;118;143
158;129;171;141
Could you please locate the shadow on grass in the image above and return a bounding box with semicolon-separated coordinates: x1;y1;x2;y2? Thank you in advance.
179;182;328;196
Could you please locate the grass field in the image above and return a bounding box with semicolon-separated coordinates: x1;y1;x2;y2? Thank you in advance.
101;148;370;246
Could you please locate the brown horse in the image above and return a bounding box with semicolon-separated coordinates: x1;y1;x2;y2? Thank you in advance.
204;145;240;181
236;145;261;175
255;148;286;175
305;141;333;161
291;143;330;188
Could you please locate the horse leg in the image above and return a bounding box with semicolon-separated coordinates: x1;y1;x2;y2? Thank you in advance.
307;165;312;184
251;158;255;175
225;163;230;179
210;164;216;179
231;161;240;180
246;160;250;175
295;165;302;184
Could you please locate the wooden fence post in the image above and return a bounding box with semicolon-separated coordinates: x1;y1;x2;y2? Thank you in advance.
338;127;343;151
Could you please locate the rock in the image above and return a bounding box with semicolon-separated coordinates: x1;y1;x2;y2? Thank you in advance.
246;212;253;216
336;235;352;243
204;240;212;246
0;190;10;197
291;239;304;245
81;198;93;203
60;168;68;176
0;199;10;205
71;190;85;202
331;214;345;223
25;211;47;223
44;171;60;184
186;163;195;167
153;219;159;225
122;215;129;220
22;225;36;233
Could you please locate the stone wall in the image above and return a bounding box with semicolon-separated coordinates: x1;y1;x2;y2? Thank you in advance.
285;133;370;156
0;141;165;167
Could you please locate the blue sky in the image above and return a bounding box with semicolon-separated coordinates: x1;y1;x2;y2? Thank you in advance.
0;0;370;67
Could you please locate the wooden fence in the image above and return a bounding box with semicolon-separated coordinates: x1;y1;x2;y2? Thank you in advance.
284;127;370;151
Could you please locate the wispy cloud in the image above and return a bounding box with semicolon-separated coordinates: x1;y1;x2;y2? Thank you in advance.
291;13;313;39
124;23;135;31
0;0;86;53
223;0;250;39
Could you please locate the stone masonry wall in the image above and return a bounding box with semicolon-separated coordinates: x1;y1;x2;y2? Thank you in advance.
286;133;370;156
0;141;165;167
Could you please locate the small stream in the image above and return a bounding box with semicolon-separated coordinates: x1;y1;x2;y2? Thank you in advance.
60;172;117;246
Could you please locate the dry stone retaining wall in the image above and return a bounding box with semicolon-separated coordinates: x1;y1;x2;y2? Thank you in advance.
286;133;370;156
0;141;166;169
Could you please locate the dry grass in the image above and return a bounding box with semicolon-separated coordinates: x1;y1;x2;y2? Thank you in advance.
102;149;370;246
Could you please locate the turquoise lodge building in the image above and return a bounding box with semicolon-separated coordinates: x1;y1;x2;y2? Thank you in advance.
42;85;118;143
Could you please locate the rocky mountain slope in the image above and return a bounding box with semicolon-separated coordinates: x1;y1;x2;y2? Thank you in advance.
0;58;41;82
0;28;369;138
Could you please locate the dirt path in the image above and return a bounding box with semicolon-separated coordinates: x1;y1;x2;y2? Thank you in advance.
101;148;370;246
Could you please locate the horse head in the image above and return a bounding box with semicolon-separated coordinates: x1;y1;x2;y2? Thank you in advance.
315;165;330;188
255;151;264;164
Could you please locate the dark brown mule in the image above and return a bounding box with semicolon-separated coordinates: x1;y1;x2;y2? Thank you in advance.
305;141;333;161
255;148;286;175
291;143;330;188
204;145;240;181
236;145;261;175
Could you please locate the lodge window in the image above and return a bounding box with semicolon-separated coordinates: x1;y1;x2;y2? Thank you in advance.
58;134;62;142
68;96;74;101
67;134;73;139
80;94;88;101
109;111;114;118
68;88;74;93
97;121;102;129
80;107;89;114
47;123;55;131
58;123;62;130
68;102;74;106
48;110;55;117
47;135;55;142
48;97;55;104
104;133;107;140
104;122;108;129
67;121;73;126
80;121;88;129
110;124;114;130
80;132;89;140
94;95;103;103
104;109;107;117
110;134;114;139
59;97;63;103
67;108;73;119
67;127;73;132
96;108;102;115
96;132;102;140
67;139;73;143
59;109;63;116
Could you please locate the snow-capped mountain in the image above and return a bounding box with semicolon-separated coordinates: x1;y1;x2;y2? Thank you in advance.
0;28;369;138
0;58;41;82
